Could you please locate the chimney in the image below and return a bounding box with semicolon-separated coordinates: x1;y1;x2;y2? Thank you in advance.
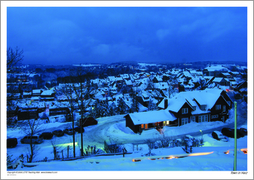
164;99;168;109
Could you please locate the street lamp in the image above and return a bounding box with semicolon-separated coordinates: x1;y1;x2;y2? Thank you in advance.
200;130;203;146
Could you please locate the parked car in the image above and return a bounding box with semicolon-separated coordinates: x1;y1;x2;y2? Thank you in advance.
7;138;18;148
212;131;229;142
21;135;43;144
52;129;64;137
238;128;247;136
74;126;84;133
221;128;245;139
39;132;53;140
63;128;74;135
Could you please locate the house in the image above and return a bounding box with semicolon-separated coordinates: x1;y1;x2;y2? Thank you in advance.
163;89;233;125
40;90;55;101
18;106;38;120
81;116;98;127
17;102;39;120
124;110;177;134
126;89;233;133
32;89;42;96
203;65;229;77
211;77;230;86
152;76;163;83
23;91;32;98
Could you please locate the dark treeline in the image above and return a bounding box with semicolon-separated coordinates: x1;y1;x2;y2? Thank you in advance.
57;72;96;83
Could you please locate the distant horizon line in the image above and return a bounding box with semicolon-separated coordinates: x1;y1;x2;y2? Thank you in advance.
18;59;247;66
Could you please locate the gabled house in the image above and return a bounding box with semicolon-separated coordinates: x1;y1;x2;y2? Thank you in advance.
211;77;230;86
40;90;55;101
126;89;233;133
32;89;42;96
152;76;163;83
163;89;233;125
124;110;177;134
203;65;229;77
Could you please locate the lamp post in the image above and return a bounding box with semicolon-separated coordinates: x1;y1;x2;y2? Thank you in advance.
200;130;203;146
234;101;237;171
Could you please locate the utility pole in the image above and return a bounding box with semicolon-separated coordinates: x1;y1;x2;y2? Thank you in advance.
234;101;237;171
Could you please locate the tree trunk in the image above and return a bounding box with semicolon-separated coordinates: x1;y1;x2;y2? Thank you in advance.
29;142;33;163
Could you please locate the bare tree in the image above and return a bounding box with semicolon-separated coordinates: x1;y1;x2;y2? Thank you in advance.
7;46;24;72
59;83;77;157
21;116;42;163
72;67;94;156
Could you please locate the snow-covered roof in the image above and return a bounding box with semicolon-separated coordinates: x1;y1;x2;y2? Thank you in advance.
23;92;32;95
212;77;223;83
125;79;133;86
120;74;130;79
128;110;176;125
230;71;240;75
205;65;228;72
41;90;54;96
153;82;169;90
32;89;42;94
166;89;223;112
221;73;231;76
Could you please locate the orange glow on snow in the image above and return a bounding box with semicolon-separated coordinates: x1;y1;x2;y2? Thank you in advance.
241;148;247;154
224;150;230;154
165;156;176;159
188;152;214;157
132;159;141;162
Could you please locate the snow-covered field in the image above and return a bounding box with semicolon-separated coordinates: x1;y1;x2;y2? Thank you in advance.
2;104;253;179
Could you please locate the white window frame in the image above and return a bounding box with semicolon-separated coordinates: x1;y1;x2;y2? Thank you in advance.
190;116;196;122
181;118;189;125
198;115;208;122
182;108;188;114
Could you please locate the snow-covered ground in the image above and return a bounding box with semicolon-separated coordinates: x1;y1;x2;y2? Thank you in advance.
2;101;253;179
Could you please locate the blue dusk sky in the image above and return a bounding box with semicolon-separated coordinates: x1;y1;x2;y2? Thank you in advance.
7;6;247;65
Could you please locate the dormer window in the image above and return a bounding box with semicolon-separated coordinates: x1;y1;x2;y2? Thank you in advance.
182;108;188;114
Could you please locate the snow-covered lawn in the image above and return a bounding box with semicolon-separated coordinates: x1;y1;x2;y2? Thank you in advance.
3;135;249;179
3;105;252;179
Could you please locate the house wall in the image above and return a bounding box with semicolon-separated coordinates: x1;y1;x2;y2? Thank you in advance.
221;91;233;108
49;107;69;116
18;109;38;120
125;115;139;133
210;96;230;122
170;103;193;126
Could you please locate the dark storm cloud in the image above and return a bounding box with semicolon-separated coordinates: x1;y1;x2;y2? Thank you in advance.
7;7;247;65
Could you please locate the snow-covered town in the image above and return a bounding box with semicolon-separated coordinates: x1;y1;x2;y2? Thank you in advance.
3;61;252;178
3;3;252;179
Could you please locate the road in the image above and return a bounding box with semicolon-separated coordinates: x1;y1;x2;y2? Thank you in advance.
80;108;247;149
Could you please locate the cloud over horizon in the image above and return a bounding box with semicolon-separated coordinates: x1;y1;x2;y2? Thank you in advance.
7;6;247;65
